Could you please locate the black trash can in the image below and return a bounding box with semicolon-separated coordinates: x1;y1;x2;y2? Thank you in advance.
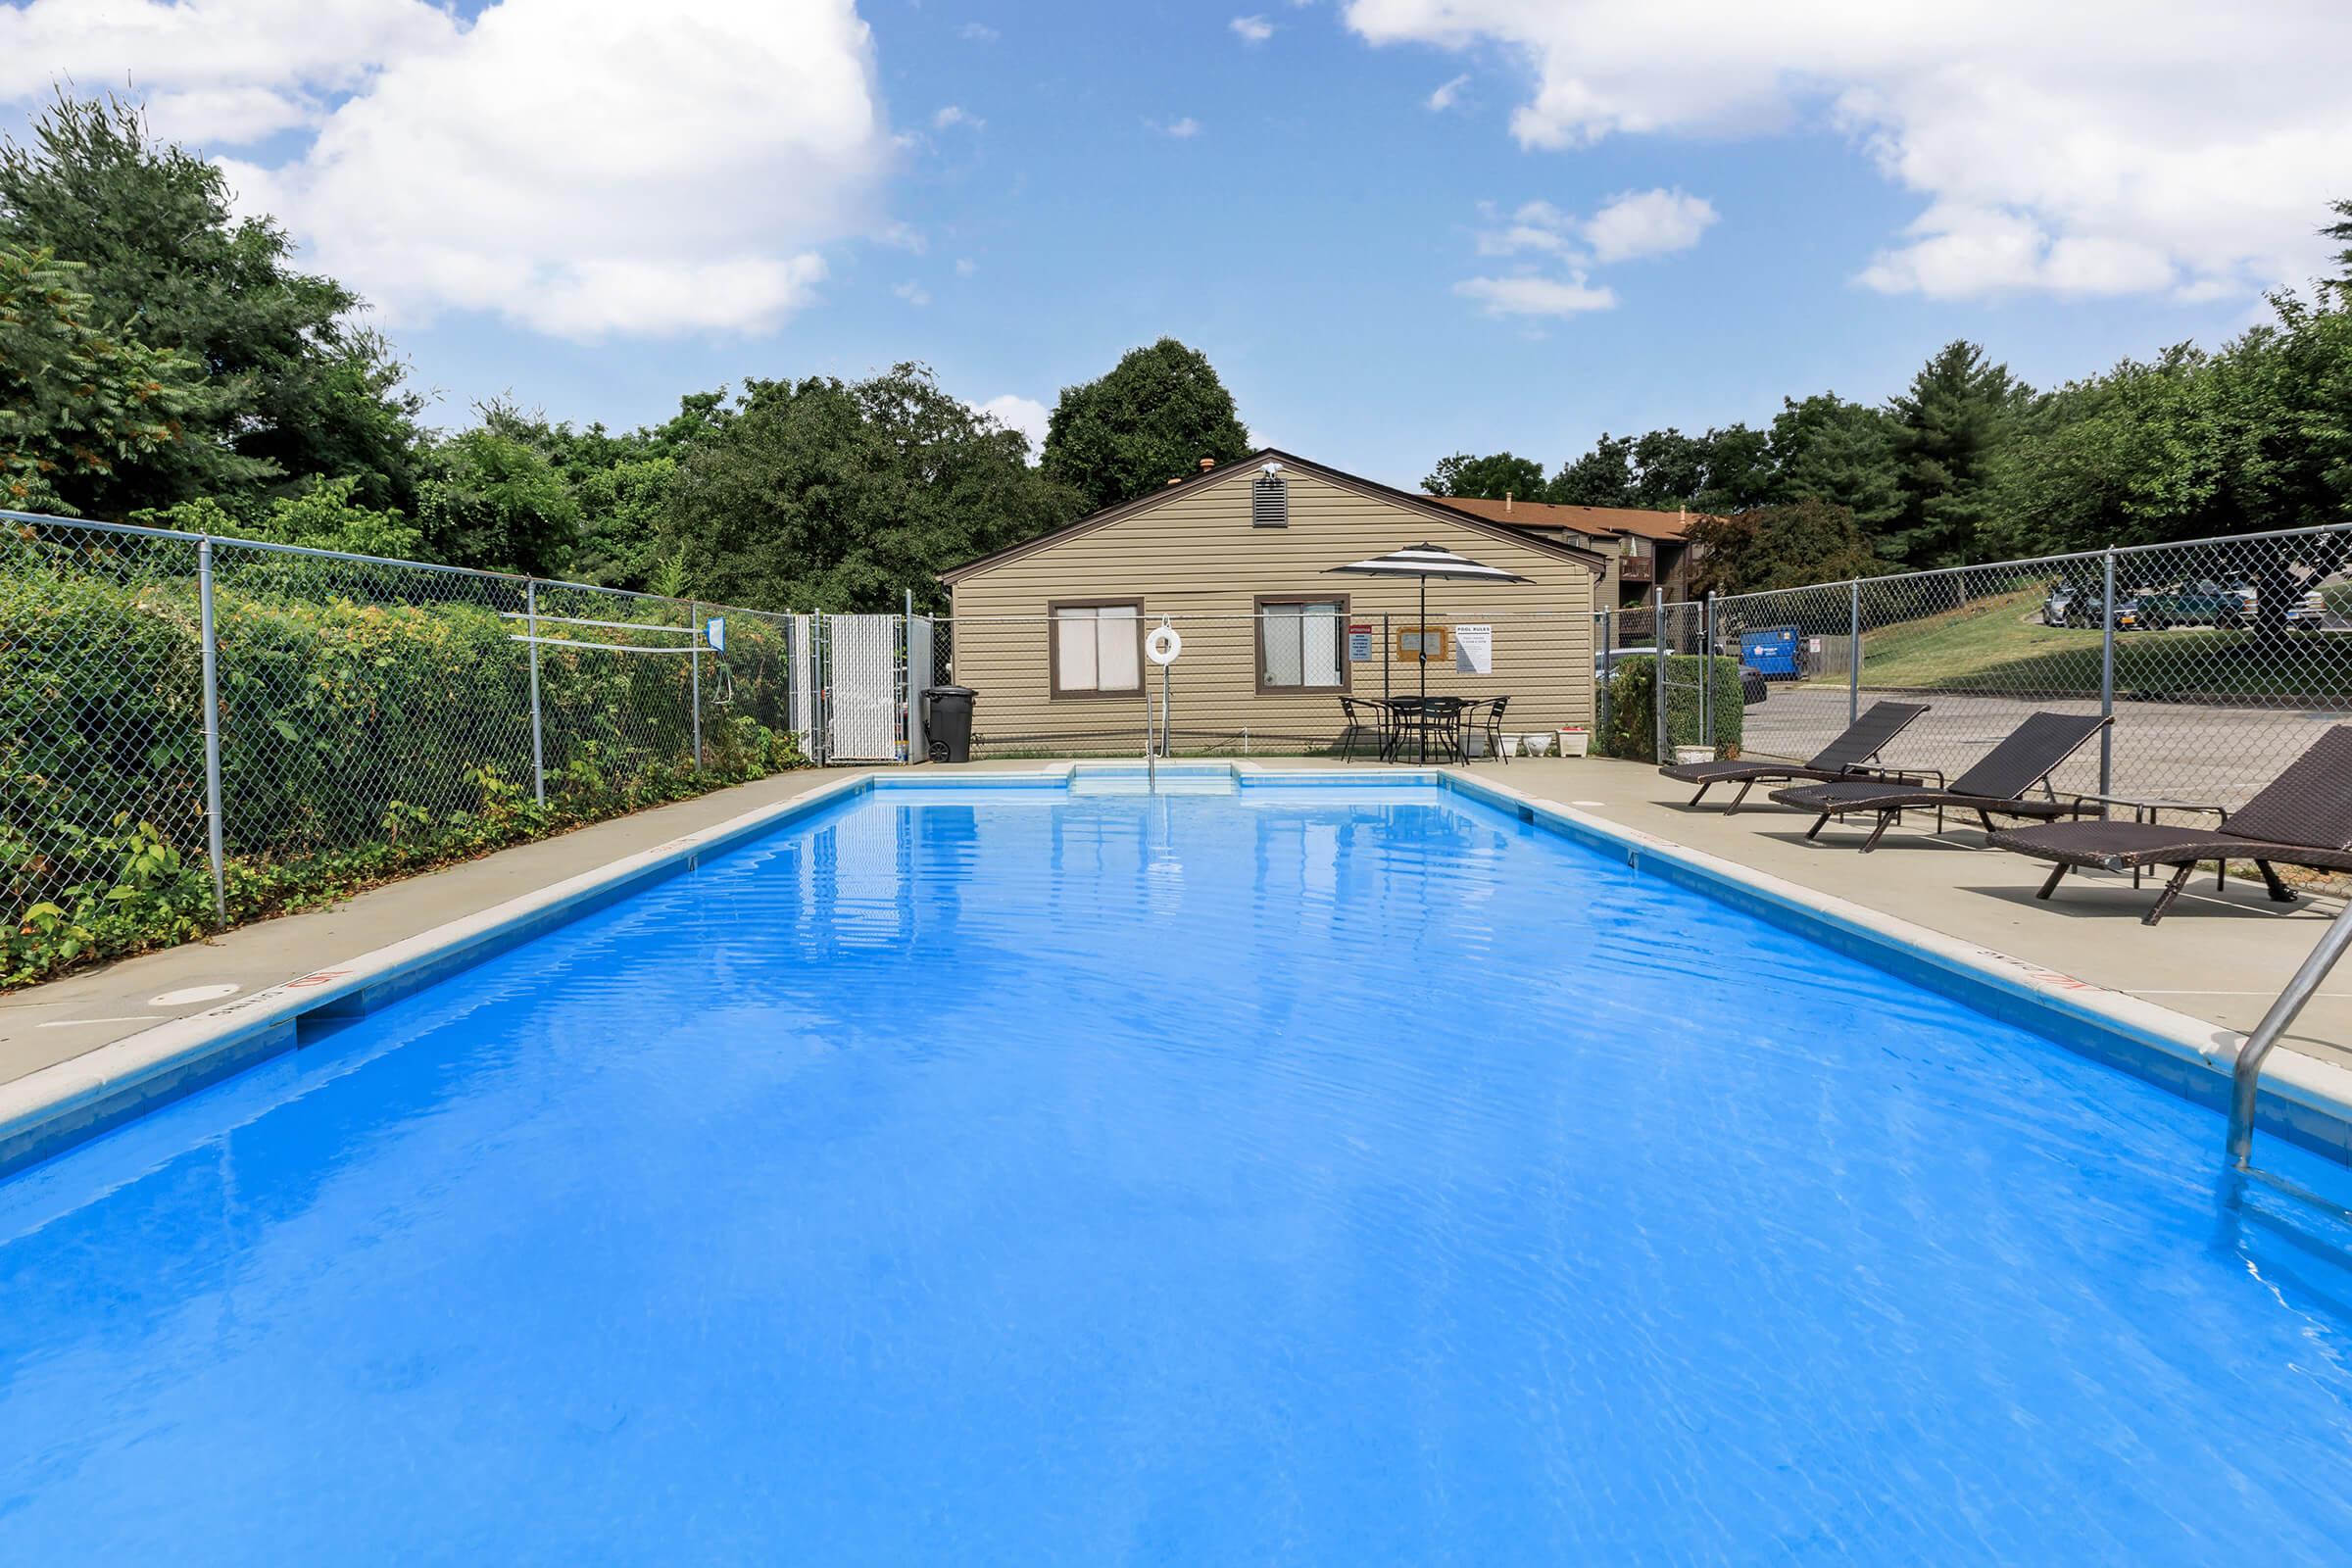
923;685;976;763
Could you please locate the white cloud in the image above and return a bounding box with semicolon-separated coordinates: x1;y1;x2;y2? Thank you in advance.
0;0;459;145
893;279;931;307
1454;273;1616;317
3;0;894;339
1342;0;2352;299
1231;15;1275;43
1153;117;1202;138
956;22;999;42
932;104;983;131
1581;187;1716;263
1427;73;1470;111
971;394;1051;458
955;257;977;276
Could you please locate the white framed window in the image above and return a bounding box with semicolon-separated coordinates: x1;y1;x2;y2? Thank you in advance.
1050;601;1143;697
1257;597;1346;692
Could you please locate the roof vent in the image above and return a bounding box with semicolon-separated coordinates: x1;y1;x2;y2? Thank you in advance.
1252;471;1288;528
1198;457;1216;471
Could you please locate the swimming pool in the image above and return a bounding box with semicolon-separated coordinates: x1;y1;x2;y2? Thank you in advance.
6;778;2352;1560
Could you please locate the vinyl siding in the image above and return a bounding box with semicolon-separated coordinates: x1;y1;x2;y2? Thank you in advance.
946;466;1598;753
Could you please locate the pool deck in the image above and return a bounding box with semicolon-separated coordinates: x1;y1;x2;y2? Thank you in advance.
3;754;2345;1104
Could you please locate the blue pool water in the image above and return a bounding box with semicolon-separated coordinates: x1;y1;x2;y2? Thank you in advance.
7;781;2352;1562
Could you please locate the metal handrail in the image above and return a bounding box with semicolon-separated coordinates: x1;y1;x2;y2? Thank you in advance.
2228;908;2352;1168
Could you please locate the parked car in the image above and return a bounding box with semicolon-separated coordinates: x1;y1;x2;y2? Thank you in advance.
2043;581;2135;628
2131;579;2250;629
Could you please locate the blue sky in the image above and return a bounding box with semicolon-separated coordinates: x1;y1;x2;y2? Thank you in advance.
4;0;2346;487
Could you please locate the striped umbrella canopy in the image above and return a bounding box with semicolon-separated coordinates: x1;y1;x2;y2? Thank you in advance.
1323;542;1534;585
1324;543;1532;758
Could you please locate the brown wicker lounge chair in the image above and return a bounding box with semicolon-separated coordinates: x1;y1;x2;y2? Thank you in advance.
1769;711;2110;852
1990;726;2352;924
1660;701;1931;813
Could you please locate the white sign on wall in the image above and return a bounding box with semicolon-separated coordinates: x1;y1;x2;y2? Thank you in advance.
1452;623;1494;674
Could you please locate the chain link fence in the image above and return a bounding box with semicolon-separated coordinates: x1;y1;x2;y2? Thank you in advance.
1704;523;2352;810
2;511;816;982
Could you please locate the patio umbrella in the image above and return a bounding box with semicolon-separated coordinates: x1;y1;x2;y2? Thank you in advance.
1325;543;1532;760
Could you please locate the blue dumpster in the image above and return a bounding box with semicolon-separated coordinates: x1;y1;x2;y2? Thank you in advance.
1740;625;1802;679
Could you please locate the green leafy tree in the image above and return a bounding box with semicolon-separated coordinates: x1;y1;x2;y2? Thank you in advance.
1690;423;1775;514
416;423;581;576
2325;198;2352;289
1767;395;1902;535
1423;450;1548;500
1546;434;1637;505
1688;499;1881;596
1041;337;1250;513
1627;428;1709;509
1883;340;2029;567
666;364;1079;613
0;242;195;512
571;456;681;591
0;93;422;516
139;474;422;557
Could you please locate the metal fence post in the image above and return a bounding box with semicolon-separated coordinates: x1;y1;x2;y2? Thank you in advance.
1701;592;1715;756
1847;578;1861;727
197;537;226;922
1653;587;1669;761
688;597;703;774
1596;609;1612;743
2098;549;2117;795
526;579;545;807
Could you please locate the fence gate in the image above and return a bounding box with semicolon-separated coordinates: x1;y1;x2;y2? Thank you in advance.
1653;594;1711;760
905;615;937;761
826;613;904;761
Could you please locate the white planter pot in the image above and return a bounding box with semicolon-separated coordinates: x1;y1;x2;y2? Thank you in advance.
1673;744;1714;765
1521;732;1554;757
1497;735;1521;759
1555;729;1591;758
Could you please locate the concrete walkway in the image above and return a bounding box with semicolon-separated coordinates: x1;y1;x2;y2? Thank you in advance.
5;754;2345;1096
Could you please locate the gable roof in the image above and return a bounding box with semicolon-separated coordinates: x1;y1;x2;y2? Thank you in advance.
1426;493;1701;542
939;449;1611;585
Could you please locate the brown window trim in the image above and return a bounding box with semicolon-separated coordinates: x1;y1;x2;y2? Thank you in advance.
1253;593;1351;696
1047;598;1147;700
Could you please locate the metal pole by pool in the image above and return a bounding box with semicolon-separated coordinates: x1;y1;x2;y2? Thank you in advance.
1847;578;1861;728
689;598;703;774
1700;592;1715;758
2228;910;2352;1168
526;579;545;807
1418;573;1429;763
2098;550;2117;795
197;537;226;922
1652;588;1667;764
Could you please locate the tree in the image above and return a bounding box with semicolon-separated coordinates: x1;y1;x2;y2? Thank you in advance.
1547;434;1636;505
1423;450;1547;500
1627;428;1709;509
665;365;1079;613
1690;423;1775;514
1768;395;1902;535
139;474;422;558
2325;198;2352;289
416;423;581;576
0;93;422;516
1688;499;1881;596
0;242;196;513
1883;340;2028;568
1041;337;1250;513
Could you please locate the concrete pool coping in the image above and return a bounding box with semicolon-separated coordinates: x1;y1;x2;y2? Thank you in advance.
5;760;2349;1178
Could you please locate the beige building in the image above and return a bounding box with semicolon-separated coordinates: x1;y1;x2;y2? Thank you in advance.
939;450;1608;756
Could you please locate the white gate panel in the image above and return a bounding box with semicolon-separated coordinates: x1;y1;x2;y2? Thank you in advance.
788;615;818;758
827;613;901;761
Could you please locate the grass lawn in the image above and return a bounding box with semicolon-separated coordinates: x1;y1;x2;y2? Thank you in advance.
1788;588;2352;701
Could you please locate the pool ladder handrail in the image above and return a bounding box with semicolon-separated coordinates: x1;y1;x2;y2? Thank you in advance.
2228;906;2352;1169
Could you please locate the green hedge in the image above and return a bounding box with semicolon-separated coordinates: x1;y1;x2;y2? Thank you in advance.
2;560;807;988
1598;655;1745;762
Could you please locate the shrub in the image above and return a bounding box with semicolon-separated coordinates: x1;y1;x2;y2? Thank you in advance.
2;551;808;988
1598;655;1744;762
